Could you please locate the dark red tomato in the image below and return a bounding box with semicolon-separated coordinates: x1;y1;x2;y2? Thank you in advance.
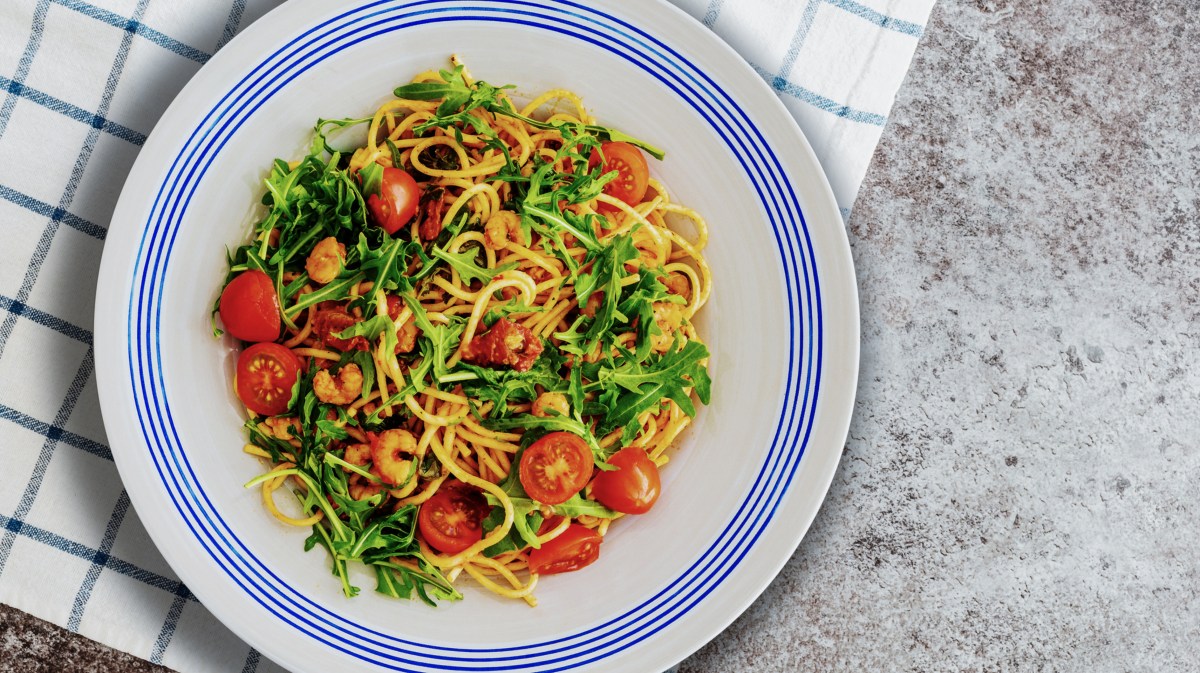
537;515;566;536
461;318;543;372
528;524;602;575
418;481;487;554
519;432;593;505
385;294;404;320
366;167;420;234
588;141;649;212
591;446;661;515
235;342;302;416
219;270;281;342
311;308;367;351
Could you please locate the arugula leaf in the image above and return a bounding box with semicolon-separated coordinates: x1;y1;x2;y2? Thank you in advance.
482;298;540;326
552;494;618;519
333;313;399;357
394;65;664;159
481;500;543;556
457;346;565;414
431;244;512;285
314;116;372;155
359;161;383;197
555;234;638;357
402;293;465;386
355;233;416;315
585;340;712;443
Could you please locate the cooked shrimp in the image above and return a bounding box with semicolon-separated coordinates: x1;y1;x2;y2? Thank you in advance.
663;272;691;301
371;429;417;487
342;443;382;500
396;318;418;354
344;442;371;467
263;416;299;440
348;475;382;501
305;236;346;284
532;392;569;418
650;302;685;352
484;210;522;250
313;363;363;405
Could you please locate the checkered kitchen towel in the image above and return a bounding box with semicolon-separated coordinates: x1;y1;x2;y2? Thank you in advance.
0;0;933;670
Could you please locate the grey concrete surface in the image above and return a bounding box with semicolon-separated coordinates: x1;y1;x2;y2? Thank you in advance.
680;0;1200;671
3;0;1198;671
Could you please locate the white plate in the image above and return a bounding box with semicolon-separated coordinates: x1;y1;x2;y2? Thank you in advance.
94;1;859;671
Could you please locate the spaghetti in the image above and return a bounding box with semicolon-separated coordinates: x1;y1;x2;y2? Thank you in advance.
217;61;712;606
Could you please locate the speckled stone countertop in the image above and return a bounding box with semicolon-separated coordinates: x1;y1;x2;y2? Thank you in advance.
3;0;1198;671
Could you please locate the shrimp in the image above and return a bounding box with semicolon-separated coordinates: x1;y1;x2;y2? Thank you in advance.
371;429;417;487
650;302;685;352
396;318;418;354
532;392;569;418
343;442;382;500
663;272;692;301
262;416;299;440
344;442;371;467
313;363;363;405
484;210;522;250
305;236;346;285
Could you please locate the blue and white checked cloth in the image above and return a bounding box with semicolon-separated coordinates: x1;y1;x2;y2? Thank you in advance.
0;0;932;670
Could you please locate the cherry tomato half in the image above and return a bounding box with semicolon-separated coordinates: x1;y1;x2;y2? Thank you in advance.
418;481;488;554
219;270;281;342
528;524;602;575
366;167;420;234
235;342;302;416
519;432;594;505
591;446;661;515
588;141;649;211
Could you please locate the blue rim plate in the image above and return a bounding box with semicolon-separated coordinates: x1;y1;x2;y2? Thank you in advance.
94;1;859;671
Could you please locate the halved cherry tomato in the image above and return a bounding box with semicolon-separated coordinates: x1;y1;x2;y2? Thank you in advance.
588;141;649;212
591;446;661;514
528;524;602;575
366;167;420;234
311;308;367;351
235;342;302;416
418;481;488;554
519;432;593;505
219;270;280;342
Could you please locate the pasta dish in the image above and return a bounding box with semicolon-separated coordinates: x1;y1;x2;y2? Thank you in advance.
213;60;712;606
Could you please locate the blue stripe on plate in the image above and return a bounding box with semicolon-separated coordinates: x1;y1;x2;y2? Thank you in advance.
133;1;816;667
131;5;816;662
124;1;822;669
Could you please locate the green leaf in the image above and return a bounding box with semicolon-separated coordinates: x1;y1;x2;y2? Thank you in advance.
552;494;619;519
359;161;383;197
332;313;399;357
481;500;543;556
457;346;564;414
431;244;513;285
585;340;712;440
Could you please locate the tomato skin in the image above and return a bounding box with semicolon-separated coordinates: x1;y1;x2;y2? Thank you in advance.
235;342;302;416
385;294;404;320
519;432;594;505
591;446;661;515
219;270;281;342
367;167;420;234
418;481;487;554
528;524;602;575
589;142;649;211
